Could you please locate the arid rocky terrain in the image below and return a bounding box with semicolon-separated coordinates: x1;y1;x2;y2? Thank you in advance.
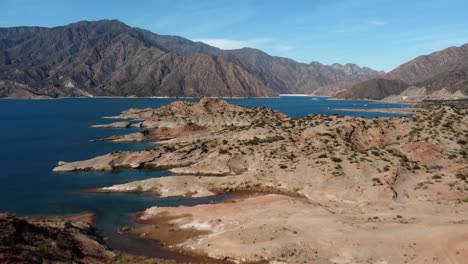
0;213;116;263
51;98;468;263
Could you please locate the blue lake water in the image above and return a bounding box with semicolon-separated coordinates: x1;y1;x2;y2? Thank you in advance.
0;97;408;254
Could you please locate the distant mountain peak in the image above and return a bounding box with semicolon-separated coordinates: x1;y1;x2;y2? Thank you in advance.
330;62;384;77
309;61;322;65
65;19;129;29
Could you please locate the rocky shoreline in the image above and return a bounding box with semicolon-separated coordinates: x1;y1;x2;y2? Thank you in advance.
51;98;468;263
0;213;115;263
0;212;231;264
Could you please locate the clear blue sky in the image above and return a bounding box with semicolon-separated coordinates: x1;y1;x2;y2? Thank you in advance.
1;0;467;71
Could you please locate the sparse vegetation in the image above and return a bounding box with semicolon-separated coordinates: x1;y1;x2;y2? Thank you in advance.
448;154;457;159
456;173;467;181
219;149;229;154
330;157;342;162
292;187;302;193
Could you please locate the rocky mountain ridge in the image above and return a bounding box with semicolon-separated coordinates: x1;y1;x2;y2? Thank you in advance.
0;19;382;98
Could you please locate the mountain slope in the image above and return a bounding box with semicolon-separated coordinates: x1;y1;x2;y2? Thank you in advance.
385;44;468;96
385;44;468;84
132;27;222;56
335;44;468;100
0;20;276;97
220;49;382;94
127;30;383;95
0;20;381;98
416;69;468;95
335;78;408;100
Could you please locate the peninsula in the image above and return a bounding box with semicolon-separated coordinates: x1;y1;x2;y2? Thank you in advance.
53;98;468;263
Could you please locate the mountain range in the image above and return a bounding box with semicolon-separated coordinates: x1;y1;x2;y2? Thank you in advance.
1;19;466;100
0;20;382;98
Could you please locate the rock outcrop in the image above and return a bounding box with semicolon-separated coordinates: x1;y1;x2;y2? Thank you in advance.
0;213;115;263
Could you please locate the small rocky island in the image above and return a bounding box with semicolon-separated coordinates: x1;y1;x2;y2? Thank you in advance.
52;98;467;263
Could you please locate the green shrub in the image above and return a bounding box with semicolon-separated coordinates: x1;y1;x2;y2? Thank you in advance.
292;187;302;193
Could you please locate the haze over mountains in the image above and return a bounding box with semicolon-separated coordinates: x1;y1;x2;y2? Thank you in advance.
0;20;382;98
